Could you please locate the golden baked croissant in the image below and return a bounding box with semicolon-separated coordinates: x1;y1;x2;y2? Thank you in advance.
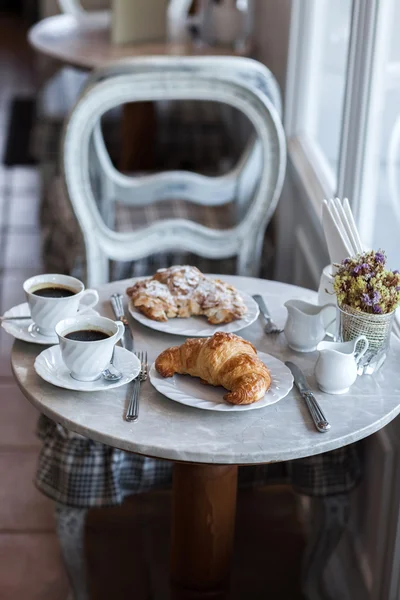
155;332;271;405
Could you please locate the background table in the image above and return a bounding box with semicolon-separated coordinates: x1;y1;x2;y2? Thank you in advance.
28;14;252;70
28;13;251;171
12;275;400;599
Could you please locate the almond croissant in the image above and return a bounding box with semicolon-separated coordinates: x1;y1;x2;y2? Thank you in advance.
155;332;271;405
126;266;247;324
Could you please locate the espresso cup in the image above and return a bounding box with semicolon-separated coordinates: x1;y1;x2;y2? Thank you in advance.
24;274;99;336
56;315;125;381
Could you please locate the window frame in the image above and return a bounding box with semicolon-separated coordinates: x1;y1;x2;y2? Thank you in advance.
285;0;394;244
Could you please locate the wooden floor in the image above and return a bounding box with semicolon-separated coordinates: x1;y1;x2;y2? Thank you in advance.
87;486;306;600
0;14;306;600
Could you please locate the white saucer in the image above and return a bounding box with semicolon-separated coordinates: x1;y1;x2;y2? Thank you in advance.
34;345;140;391
2;302;99;345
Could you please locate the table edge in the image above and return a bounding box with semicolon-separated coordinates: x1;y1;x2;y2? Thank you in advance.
13;357;400;465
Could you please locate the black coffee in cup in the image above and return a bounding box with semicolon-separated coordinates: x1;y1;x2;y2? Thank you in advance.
64;329;111;342
31;285;76;299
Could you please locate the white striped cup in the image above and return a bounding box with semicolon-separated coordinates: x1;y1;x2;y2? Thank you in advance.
56;315;125;381
23;274;99;336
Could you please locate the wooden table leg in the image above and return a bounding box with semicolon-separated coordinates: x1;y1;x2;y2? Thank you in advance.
171;463;238;600
120;102;156;172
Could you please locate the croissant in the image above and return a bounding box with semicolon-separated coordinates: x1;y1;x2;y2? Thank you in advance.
155;332;271;405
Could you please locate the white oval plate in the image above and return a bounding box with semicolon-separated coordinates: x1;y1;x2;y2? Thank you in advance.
2;302;99;345
129;291;259;337
34;345;140;392
149;351;293;412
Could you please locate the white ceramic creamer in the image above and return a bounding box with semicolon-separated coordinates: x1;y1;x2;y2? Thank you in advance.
315;335;369;394
284;300;336;352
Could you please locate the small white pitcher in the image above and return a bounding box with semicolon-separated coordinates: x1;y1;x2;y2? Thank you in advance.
284;300;336;352
315;335;369;394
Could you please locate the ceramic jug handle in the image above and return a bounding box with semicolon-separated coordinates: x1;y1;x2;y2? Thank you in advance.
354;335;369;363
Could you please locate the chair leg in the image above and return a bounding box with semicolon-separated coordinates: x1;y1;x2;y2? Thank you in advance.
301;494;350;600
237;227;266;277
85;241;109;288
55;504;89;600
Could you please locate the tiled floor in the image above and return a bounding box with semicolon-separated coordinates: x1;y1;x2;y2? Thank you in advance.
0;14;307;600
0;15;69;600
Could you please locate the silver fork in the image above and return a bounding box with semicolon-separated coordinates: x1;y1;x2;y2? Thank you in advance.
253;294;283;334
111;293;130;349
126;351;148;422
111;293;129;325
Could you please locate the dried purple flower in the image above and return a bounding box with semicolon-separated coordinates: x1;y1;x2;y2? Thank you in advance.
394;270;399;275
372;291;381;303
334;249;400;314
361;293;373;306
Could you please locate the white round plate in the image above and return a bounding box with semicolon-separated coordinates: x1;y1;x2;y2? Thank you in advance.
149;351;293;412
34;345;140;392
129;291;259;337
2;302;99;345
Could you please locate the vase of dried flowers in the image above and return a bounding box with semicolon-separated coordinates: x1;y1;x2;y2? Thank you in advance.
334;250;400;374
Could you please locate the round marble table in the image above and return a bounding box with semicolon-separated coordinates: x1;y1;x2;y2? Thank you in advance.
11;276;400;599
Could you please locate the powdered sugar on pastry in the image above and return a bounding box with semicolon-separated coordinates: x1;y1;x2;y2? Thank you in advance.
126;266;248;324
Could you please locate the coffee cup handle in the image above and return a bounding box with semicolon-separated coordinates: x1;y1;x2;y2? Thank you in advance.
78;289;99;313
115;321;125;344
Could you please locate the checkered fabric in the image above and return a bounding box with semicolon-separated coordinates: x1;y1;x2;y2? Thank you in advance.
35;415;362;508
35;416;172;507
41;175;252;282
33;100;362;508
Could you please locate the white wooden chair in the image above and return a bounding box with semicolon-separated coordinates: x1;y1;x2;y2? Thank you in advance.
62;57;286;286
84;55;282;234
85;56;283;114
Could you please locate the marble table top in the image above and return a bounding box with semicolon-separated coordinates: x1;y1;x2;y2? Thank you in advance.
11;276;400;465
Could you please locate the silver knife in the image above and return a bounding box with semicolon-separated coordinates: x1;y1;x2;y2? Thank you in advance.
285;361;331;433
0;316;31;322
110;294;134;351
